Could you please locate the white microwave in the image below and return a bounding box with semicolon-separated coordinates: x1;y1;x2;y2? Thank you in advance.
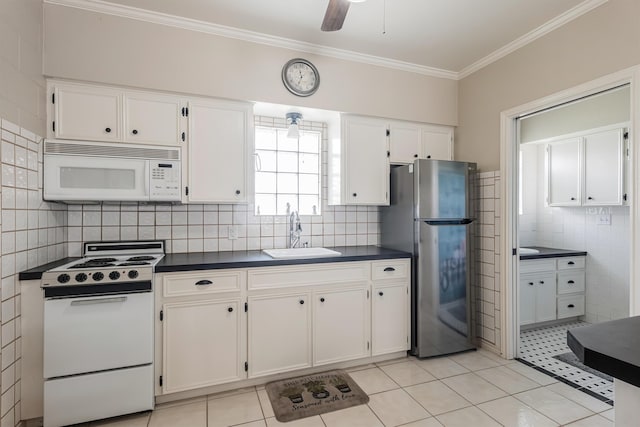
44;140;182;203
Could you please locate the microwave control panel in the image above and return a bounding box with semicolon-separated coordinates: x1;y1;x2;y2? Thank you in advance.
149;161;181;201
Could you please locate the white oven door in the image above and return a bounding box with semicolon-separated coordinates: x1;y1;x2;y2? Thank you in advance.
43;292;153;378
44;154;149;202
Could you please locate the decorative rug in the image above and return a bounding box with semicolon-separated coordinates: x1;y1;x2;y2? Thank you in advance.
553;352;613;382
265;370;369;422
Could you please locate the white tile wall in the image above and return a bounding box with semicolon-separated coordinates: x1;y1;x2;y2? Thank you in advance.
65;117;381;256
0;119;67;427
476;171;502;354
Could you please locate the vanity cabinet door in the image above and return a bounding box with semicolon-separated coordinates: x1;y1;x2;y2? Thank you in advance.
162;298;245;393
313;286;369;365
519;274;537;326
247;292;312;377
547;138;581;206
583;128;624;206
519;272;556;325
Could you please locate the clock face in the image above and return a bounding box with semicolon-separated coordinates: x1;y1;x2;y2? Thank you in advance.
282;59;320;97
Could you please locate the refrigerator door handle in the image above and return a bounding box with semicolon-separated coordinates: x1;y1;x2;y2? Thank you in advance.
422;218;474;226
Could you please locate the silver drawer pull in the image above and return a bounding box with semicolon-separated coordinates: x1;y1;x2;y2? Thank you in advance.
195;280;213;286
71;296;127;306
383;267;395;272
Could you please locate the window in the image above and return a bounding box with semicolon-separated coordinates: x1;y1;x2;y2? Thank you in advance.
254;126;321;216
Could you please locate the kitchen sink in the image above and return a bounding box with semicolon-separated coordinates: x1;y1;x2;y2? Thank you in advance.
262;248;342;259
519;247;540;254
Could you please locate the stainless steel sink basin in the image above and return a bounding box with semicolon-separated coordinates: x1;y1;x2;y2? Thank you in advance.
519;247;540;255
262;248;342;259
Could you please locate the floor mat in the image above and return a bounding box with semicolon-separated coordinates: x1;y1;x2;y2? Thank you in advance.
519;321;614;403
265;370;369;422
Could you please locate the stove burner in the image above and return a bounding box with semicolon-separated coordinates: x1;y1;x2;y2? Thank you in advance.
126;256;156;262
69;262;117;269
118;261;150;266
87;258;118;263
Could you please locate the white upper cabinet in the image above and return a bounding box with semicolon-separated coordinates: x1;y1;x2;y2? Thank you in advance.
49;81;184;146
53;84;122;142
388;121;453;164
547;137;581;206
186;99;252;204
420;124;453;161
124;93;183;145
547;127;626;207
341;115;389;205
583;128;624;206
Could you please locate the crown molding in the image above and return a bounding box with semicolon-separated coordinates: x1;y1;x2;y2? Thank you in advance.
458;0;609;79
44;0;459;80
45;0;608;81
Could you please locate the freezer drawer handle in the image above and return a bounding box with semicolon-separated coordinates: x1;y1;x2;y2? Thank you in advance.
383;267;395;272
70;296;127;306
195;280;213;286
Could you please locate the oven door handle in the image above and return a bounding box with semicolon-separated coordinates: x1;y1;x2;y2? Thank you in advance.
70;296;128;306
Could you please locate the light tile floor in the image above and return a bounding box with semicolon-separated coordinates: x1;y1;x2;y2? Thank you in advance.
83;350;614;427
519;321;614;402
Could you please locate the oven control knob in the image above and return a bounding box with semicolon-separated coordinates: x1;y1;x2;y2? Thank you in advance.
128;270;139;279
57;274;70;284
92;272;104;281
109;271;120;280
75;273;88;283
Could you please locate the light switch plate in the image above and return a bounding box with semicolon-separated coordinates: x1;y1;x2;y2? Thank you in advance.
596;214;611;225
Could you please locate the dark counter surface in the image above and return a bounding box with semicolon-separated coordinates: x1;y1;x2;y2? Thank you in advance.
519;246;587;260
568;316;640;388
155;246;411;273
18;257;79;281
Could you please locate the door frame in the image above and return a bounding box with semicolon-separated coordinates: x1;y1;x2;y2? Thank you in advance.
499;66;640;359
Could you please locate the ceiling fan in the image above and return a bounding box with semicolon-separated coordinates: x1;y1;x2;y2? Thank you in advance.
321;0;365;31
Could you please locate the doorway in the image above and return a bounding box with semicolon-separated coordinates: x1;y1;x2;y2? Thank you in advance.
499;67;640;377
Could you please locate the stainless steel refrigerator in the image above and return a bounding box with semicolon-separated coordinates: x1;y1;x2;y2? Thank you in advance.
381;159;477;358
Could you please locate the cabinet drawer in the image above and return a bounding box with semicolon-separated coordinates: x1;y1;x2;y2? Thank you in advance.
372;260;409;281
520;259;556;273
248;262;369;290
557;257;585;270
557;295;585;319
557;271;585;294
162;270;243;297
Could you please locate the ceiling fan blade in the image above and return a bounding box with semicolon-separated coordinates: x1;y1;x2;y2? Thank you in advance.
321;0;350;31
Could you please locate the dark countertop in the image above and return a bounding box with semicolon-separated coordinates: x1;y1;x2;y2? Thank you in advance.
18;257;79;281
519;246;587;260
155;246;411;273
568;316;640;388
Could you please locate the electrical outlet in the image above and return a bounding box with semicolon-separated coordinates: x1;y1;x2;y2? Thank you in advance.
228;226;238;240
596;214;611;225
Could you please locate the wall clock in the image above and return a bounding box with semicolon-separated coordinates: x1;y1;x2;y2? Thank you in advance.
281;58;320;97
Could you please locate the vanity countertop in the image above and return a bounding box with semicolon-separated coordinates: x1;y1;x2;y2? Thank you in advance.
520;246;587;260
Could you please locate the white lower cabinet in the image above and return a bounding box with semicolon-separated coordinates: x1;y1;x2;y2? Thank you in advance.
519;272;556;326
313;287;369;365
162;298;245;393
247;292;312;377
372;283;409;355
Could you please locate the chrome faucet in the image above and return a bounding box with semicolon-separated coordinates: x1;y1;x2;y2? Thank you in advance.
288;210;302;248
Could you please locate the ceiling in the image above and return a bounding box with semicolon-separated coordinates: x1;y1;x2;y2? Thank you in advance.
83;0;602;77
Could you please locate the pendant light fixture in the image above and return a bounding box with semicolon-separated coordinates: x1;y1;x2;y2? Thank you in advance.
286;112;303;139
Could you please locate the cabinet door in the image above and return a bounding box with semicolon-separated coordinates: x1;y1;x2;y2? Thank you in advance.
535;272;557;323
248;293;311;377
420;125;453;160
187;100;251;203
342;116;389;205
583;129;624;205
54;85;122;142
313;287;369;365
125;93;183;146
519;274;537;326
547;138;581;206
162;298;244;394
372;283;409;355
389;121;421;164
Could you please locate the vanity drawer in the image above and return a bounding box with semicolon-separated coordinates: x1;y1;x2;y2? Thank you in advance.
557;257;585;270
557;294;585;319
371;260;410;281
162;270;244;297
557;271;585;294
520;259;556;273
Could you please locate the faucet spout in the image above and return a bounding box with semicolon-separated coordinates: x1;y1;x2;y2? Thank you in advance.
289;210;302;248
